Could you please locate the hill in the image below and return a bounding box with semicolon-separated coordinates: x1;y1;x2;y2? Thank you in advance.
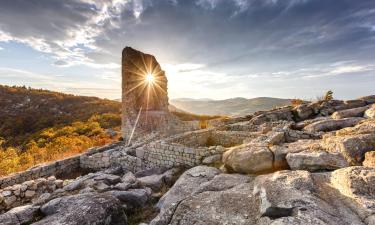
170;97;292;116
0;85;121;147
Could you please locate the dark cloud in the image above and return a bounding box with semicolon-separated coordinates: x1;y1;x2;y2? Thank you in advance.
0;0;374;99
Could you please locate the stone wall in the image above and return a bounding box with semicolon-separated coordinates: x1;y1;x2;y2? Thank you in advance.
0;155;80;189
0;176;63;212
133;128;255;168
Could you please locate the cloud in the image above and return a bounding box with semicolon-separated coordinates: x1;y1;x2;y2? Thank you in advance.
0;0;374;99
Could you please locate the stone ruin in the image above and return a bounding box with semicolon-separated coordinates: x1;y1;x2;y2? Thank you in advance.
1;47;375;224
121;47;193;144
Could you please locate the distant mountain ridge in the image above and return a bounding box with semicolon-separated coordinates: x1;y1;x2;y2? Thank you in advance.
170;97;292;116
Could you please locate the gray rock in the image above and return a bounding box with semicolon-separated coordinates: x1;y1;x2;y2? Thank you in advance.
107;189;150;210
304;117;363;132
286;150;349;171
122;172;137;184
94;173;121;185
325;134;375;165
138;174;164;191
202;154;222;165
35;193;127;225
151;166;371;225
156;166;220;211
7;204;40;224
114;182;132;191
223;144;273;174
135;167;168;178
358;95;375;104
294;104;314;120
270;139;322;170
331;105;370;119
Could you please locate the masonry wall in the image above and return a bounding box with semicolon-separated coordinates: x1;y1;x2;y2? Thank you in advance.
0;176;63;212
0;155;80;189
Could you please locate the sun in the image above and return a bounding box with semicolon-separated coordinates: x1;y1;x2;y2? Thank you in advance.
145;73;155;83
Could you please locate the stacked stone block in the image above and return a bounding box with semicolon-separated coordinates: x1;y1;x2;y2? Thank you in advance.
0;176;63;212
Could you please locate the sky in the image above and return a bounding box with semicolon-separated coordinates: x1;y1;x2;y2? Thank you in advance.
0;0;374;100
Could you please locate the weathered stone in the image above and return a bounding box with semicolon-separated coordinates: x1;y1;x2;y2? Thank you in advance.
35;193;127;225
364;104;375;119
286;150;349;171
358;95;375;104
223;144;273;174
94;173;121;185
294;104;314;120
202;154;222;165
138;174;165;191
107;189;150;210
6;204;40;224
25;190;36;198
93;181;110;192
331;105;370;119
3;195;17;207
270;139;322;169
330;167;375;210
323;133;375;165
363;151;375;167
304;117;363;132
151;166;370;225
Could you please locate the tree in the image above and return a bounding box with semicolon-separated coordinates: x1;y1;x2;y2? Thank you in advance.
324;90;333;101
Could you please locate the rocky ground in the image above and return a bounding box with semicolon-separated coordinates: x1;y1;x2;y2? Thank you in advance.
1;96;375;225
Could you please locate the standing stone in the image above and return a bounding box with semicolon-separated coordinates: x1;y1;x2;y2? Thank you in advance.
121;47;181;144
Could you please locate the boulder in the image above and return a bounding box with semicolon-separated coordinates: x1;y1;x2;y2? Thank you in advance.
156;166;220;211
364;104;375;119
358;95;375;104
336;99;366;111
107;189;150;210
304;117;363;132
202;154;222;165
331;105;370;119
223;144;273;174
363;151;375;167
323;133;375;165
151;166;371;225
286;150;349;171
93;174;121;185
270;140;323;169
135;167;168;178
330;167;375;210
0;204;40;225
35;193;127;225
138;174;165;191
294;104;314;120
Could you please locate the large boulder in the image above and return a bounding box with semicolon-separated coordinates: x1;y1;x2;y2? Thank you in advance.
330;166;375;217
294;104;314;120
331;105;370;119
323;134;375;165
270;139;322;169
223;144;273;174
151;166;372;225
0;204;40;225
155;166;220;211
286;150;349;171
365;104;375;119
107;189;150;211
304;117;363;132
34;193;127;225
